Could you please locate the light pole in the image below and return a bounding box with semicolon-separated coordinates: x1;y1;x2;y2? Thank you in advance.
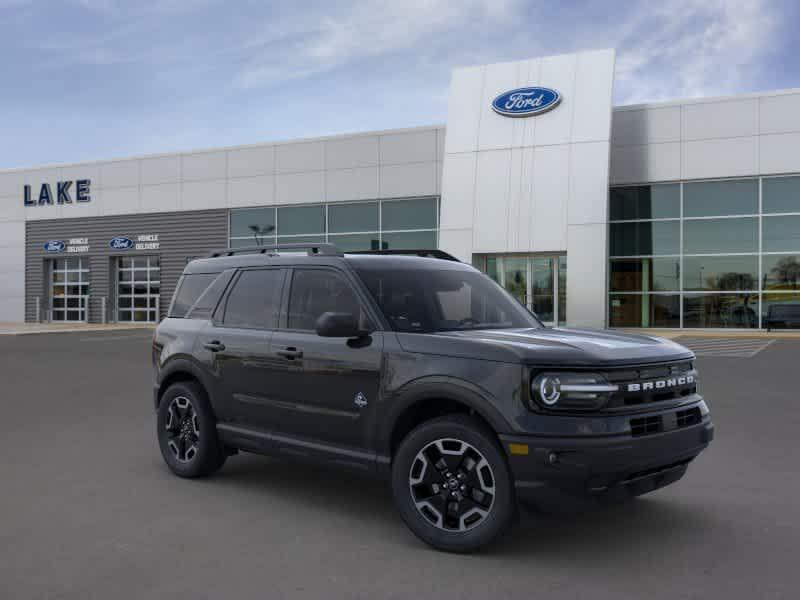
249;224;275;247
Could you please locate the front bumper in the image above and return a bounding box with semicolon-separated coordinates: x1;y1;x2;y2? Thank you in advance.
500;402;714;511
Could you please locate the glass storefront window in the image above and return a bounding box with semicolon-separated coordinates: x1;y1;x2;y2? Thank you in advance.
762;254;800;290
682;255;758;291
328;233;380;251
683;294;758;328
277;205;325;235
277;235;326;245
683;179;758;217
763;176;800;214
763;215;800;253
609;221;680;256
608;294;680;328
609;184;680;221
328;202;379;233
762;292;800;329
381;230;437;250
230;207;276;238
683;217;757;254
609;258;680;292
558;255;567;325
381;197;438;230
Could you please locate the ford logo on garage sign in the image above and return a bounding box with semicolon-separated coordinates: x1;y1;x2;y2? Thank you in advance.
491;87;561;117
44;240;65;253
110;236;134;250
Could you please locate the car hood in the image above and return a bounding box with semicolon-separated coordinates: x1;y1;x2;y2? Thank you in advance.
395;327;693;367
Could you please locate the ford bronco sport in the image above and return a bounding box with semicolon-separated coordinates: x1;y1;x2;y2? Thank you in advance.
153;243;713;552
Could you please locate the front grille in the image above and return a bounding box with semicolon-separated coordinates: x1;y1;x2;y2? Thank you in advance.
605;361;697;409
676;407;702;428
630;415;663;437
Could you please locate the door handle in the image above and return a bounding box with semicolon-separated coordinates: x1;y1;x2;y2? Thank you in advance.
276;347;303;360
203;340;226;352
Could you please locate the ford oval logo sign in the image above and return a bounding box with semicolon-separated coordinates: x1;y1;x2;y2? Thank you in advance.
44;240;65;253
110;236;134;250
491;87;561;117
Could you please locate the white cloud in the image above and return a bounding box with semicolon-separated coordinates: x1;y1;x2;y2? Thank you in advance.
614;0;780;104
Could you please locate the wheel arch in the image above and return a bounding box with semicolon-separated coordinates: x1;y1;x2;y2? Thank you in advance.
156;358;214;411
382;379;511;460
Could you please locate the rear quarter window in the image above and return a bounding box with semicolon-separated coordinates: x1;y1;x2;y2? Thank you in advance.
169;273;218;318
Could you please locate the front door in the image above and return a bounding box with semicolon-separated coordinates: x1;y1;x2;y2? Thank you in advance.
477;254;567;326
262;267;383;451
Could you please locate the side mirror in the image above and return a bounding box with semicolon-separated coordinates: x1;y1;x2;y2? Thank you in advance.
315;311;367;338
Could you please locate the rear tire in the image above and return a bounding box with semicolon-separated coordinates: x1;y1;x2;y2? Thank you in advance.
391;415;515;553
157;381;226;478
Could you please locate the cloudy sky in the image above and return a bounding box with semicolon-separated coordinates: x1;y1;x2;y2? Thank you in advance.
1;0;796;168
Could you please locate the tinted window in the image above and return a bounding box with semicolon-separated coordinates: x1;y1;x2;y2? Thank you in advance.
763;215;800;252
222;269;284;329
356;267;540;333
609;221;680;256
277;205;325;235
328;202;379;233
682;255;758;291
170;273;217;318
230;207;277;237
609;184;680;221
287;270;366;331
763;176;800;214
381;197;438;230
683;218;757;254
609;258;680;292
683;179;758;217
187;270;234;319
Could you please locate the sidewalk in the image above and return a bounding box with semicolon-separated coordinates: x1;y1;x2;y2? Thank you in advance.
0;322;155;335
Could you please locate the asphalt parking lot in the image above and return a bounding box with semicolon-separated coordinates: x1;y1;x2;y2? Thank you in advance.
1;331;797;599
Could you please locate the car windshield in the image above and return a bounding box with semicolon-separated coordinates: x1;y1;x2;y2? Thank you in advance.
355;267;542;333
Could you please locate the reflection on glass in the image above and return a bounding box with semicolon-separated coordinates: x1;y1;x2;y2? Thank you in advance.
558;255;567;325
381;197;438;230
682;255;757;291
683;218;757;254
503;257;528;308
277;205;325;235
762;176;800;214
610;221;680;256
328;234;380;252
683;294;758;328
608;294;680;328
328;202;379;233
683;179;758;217
380;230;437;250
762;292;800;329
277;235;325;245
762;254;800;290
609;258;680;292
230;207;276;238
609;184;680;221
532;258;554;322
763;215;800;252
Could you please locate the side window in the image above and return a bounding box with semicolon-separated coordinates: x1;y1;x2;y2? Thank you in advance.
222;269;284;329
287;269;367;331
169;273;217;318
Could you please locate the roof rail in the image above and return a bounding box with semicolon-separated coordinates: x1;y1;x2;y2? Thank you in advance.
206;243;343;258
346;249;461;262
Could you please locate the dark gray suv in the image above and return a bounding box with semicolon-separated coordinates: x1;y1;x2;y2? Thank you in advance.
153;243;713;552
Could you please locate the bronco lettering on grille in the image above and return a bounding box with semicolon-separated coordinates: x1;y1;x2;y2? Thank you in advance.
627;375;694;393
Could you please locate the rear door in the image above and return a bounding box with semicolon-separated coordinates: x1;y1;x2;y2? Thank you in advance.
199;267;286;425
259;266;384;451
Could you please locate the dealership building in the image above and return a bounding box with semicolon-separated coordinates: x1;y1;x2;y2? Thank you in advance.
1;48;800;330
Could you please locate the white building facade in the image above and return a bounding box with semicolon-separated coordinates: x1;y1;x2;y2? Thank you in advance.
1;48;800;330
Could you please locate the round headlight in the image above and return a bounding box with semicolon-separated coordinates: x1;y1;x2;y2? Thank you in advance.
538;376;561;406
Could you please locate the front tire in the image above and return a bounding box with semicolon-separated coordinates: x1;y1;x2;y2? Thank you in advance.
157;381;226;478
391;415;515;553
